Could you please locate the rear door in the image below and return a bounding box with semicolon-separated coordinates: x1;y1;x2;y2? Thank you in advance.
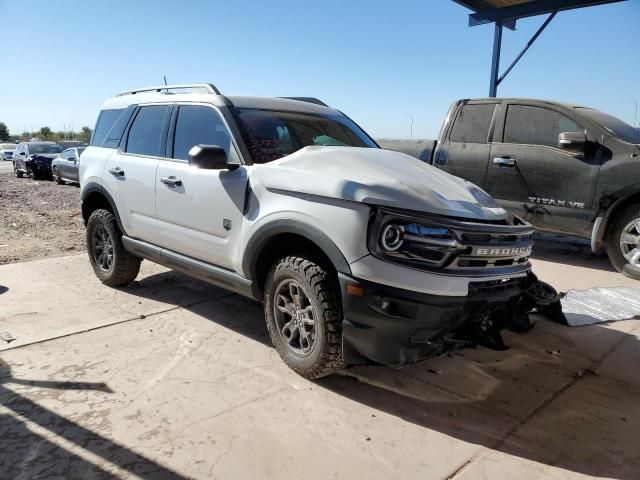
155;104;248;269
433;101;498;189
102;104;171;242
486;102;600;234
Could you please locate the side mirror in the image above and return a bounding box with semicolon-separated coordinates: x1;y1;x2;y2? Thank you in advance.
188;145;237;170
558;131;586;151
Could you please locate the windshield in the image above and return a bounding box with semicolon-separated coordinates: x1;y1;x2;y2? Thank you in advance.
29;144;63;154
1;144;15;150
231;108;377;164
577;108;640;144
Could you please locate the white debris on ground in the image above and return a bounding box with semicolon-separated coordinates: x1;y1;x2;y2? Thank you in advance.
561;287;640;326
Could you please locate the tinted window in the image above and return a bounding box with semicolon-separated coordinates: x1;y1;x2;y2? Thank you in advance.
504;105;582;148
449;103;496;143
172;106;231;160
232;108;376;164
29;144;63;154
125;106;170;157
92;109;124;147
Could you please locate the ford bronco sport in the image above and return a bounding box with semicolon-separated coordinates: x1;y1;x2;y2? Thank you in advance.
80;84;554;378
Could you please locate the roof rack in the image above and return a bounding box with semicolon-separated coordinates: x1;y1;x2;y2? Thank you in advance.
116;83;221;97
279;97;329;107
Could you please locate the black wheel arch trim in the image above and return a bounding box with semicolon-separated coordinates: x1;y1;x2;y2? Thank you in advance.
81;182;127;235
242;219;352;281
594;184;640;246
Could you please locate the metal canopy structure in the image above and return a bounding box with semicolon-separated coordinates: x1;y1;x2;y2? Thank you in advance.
453;0;627;96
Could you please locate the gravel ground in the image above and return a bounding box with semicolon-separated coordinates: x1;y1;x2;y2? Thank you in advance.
0;162;85;264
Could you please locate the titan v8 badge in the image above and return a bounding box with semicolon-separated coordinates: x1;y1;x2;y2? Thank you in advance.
528;197;585;209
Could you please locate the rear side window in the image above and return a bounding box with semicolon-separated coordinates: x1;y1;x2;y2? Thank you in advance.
125;105;171;157
91;109;124;147
172;105;231;160
449;104;496;143
504;105;582;148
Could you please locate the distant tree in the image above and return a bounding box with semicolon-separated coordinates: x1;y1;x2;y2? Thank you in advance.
79;126;92;143
0;122;9;141
39;126;52;140
55;131;66;141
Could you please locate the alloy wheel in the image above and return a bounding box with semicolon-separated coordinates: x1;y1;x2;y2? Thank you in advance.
619;218;640;266
273;279;317;356
92;225;114;272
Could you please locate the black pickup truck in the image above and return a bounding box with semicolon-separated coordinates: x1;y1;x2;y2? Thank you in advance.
379;98;640;275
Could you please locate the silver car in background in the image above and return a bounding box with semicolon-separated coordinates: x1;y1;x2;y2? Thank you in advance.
52;147;85;184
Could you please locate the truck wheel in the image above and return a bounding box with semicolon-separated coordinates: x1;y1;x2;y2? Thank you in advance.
13;162;23;178
606;203;640;273
264;256;344;379
86;209;141;287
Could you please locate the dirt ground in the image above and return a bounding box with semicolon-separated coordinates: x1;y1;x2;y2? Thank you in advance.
0;162;85;264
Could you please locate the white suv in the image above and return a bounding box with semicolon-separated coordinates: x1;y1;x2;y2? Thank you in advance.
80;83;550;378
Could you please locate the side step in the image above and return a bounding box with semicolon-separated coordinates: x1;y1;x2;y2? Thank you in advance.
122;236;258;300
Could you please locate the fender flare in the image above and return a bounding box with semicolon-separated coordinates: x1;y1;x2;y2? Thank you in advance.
81;182;127;235
593;184;640;249
242;219;352;281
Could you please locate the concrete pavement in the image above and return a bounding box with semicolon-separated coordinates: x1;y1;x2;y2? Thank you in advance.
0;246;639;479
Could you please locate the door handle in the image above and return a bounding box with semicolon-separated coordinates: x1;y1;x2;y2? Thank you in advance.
492;157;516;167
109;167;125;177
160;176;182;187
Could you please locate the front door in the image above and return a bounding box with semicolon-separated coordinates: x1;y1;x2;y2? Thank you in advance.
103;104;172;242
155;104;248;269
485;103;600;235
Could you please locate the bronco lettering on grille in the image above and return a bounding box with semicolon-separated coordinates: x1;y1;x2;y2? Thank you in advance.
473;246;532;257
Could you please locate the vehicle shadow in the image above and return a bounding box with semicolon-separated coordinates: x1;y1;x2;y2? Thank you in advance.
0;359;188;479
127;270;639;479
531;232;616;272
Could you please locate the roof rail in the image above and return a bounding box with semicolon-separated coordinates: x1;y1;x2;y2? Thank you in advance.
116;83;221;97
279;97;329;107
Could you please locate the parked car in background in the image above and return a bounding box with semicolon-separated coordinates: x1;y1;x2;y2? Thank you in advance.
52;147;85;184
13;141;63;179
380;98;640;276
1;143;17;160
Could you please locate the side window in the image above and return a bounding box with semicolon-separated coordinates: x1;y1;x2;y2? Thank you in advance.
449;103;496;143
172;105;231;161
60;150;70;160
91;109;124;147
125;105;171;157
503;105;582;148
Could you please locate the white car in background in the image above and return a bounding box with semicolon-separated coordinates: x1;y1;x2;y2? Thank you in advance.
1;143;16;161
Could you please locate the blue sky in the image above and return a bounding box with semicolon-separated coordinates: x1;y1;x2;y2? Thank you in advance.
1;0;638;138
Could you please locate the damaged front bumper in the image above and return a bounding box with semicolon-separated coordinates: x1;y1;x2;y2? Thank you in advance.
339;272;561;367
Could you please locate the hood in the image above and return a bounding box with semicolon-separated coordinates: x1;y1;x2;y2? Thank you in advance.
252;146;507;221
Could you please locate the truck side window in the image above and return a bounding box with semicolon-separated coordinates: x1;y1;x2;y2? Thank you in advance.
125;105;171;157
449;104;496;143
503;105;581;148
172;105;231;161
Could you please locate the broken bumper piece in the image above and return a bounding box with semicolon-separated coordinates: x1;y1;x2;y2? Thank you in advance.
339;272;563;367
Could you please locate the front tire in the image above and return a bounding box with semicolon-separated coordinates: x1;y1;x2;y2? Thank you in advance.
86;209;141;287
52;167;64;184
264;256;344;379
13;162;23;178
606;203;640;273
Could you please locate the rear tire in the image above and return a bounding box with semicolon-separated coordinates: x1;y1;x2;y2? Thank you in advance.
606;203;640;273
264;255;344;379
86;209;141;287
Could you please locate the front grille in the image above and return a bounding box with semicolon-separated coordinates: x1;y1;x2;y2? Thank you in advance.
468;277;524;294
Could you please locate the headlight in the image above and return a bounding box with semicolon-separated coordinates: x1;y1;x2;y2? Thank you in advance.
369;209;466;270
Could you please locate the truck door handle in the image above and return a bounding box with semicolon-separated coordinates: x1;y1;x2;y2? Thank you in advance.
160;176;182;187
109;167;125;177
492;157;516;167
